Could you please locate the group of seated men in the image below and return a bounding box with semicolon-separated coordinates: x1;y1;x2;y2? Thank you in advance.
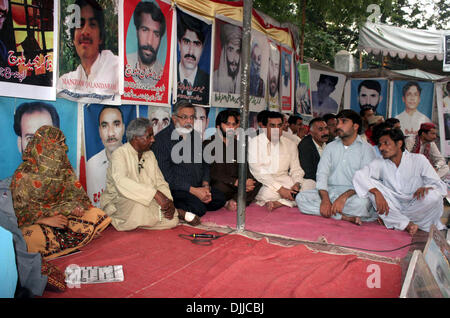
100;100;448;236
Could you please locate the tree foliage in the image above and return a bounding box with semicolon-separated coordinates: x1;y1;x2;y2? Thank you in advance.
253;0;450;67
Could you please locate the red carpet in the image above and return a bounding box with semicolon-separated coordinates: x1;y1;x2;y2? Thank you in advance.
43;225;402;298
201;204;412;258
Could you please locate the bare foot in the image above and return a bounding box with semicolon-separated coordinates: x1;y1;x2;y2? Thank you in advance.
225;199;237;211
405;222;419;236
265;201;284;212
341;215;362;226
177;209;201;226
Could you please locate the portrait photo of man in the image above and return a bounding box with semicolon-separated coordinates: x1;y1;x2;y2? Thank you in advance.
249;41;265;98
350;79;387;118
268;42;280;101
57;0;119;102
14;102;60;155
148;106;170;135
394;81;432;136
213;20;242;94
85;106;125;206
176;10;210;105
311;74;338;117
126;0;166;88
0;98;77;182
281;51;291;99
194;105;210;141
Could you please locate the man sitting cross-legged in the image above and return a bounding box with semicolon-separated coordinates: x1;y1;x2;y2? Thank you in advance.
100;118;179;231
353;128;447;235
296;110;377;225
203;109;261;211
248;111;305;211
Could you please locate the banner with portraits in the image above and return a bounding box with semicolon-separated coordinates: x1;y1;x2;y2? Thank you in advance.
280;46;293;113
57;0;120;104
123;0;173;105
83;104;137;206
211;17;242;109
295;63;312;116
267;39;280;111
310;69;346;117
174;7;212;106
390;80;434;137
349;78;388;118
0;0;58;100
0;97;78;181
435;81;450;157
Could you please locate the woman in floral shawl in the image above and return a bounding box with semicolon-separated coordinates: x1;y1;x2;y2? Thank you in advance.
11;125;111;261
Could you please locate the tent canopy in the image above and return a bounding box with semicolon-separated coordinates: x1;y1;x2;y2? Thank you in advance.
358;22;448;62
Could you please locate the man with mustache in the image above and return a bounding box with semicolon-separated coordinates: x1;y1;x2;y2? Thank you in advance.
127;1;165;88
86;106;125;207
57;0;119;103
176;13;209;105
203;109;261;211
298;117;329;191
358;80;383;114
296;110;377;225
248;111;305;211
249;41;265;98
353;128;446;235
213;22;242;94
100;118;179;231
268;44;280;99
152;100;226;225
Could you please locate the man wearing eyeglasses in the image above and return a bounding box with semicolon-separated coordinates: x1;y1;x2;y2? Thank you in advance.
176;13;209;105
152;100;226;226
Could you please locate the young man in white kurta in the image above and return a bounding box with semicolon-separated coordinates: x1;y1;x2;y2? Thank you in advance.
248;113;304;209
353;129;446;233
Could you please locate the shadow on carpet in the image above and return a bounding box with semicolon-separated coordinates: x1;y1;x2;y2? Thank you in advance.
200;204;412;259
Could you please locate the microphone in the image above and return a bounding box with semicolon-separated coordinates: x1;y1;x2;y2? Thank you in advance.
190;234;216;239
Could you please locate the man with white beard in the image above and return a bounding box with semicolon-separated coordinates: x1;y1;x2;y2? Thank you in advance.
152;100;226;225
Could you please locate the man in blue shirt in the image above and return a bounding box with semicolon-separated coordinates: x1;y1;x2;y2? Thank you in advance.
296;110;377;225
152;100;226;225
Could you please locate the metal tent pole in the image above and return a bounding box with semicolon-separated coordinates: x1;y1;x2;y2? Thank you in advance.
236;0;253;232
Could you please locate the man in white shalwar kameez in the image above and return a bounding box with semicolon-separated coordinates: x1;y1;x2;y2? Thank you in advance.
296;110;377;225
100;118;178;231
248;112;304;211
353;128;446;235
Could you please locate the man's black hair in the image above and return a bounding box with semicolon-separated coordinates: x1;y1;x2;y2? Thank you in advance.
322;113;337;122
378;128;406;152
288;115;302;126
257;110;270;124
358;80;381;94
308;117;325;129
70;0;105;52
215;109;238;127
336;109;362;135
177;12;205;44
402;81;421;97
98;106;124;125
133;1;166;37
262;111;283;127
14;102;60;136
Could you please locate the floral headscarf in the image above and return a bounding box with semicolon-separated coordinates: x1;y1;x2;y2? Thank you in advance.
11;125;91;227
